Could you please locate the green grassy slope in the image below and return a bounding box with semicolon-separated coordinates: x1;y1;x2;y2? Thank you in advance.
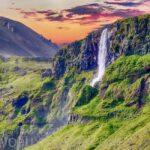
0;57;53;132
26;54;150;150
0;57;93;137
0;14;150;150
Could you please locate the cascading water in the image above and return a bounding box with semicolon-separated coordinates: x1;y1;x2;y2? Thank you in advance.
90;28;108;87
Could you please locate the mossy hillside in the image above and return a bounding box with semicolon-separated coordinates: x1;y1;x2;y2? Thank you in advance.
26;54;150;150
102;54;150;83
101;54;150;106
0;57;53;101
0;57;93;136
75;85;98;107
73;54;150;117
26;104;150;150
48;68;93;115
0;58;54;132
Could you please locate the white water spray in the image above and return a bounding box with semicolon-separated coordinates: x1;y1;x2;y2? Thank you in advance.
90;28;108;87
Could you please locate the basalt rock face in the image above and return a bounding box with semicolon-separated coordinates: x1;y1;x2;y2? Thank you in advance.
78;33;100;71
52;32;101;78
52;56;66;79
52;15;150;78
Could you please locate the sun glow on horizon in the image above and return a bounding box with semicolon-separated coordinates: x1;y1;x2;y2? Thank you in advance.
0;0;149;44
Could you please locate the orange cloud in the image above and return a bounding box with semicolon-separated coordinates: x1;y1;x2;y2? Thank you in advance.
7;0;150;44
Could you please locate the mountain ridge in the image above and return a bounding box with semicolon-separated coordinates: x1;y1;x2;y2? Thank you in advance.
0;17;59;58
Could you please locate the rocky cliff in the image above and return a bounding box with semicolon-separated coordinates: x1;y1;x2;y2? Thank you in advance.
52;14;150;78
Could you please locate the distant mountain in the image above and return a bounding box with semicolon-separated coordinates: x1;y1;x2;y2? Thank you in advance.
0;17;59;58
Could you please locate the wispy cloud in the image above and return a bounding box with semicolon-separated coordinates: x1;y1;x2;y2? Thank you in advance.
65;3;104;15
105;1;142;7
12;0;149;25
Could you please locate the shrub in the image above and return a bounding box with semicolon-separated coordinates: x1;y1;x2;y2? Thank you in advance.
75;85;98;107
42;79;55;91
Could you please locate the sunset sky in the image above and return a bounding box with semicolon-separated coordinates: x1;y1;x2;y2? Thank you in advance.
0;0;150;44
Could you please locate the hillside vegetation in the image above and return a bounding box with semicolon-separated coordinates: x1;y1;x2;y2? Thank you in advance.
0;14;149;150
0;56;93;149
26;54;150;150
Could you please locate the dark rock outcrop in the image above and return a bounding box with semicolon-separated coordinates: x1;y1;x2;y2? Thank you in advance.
12;94;28;109
68;114;80;123
41;69;52;78
52;57;66;78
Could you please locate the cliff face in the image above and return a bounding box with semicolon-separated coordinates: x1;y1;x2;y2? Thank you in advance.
109;15;150;55
52;15;150;78
52;31;100;78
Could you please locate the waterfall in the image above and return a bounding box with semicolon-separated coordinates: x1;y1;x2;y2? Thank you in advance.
90;28;108;87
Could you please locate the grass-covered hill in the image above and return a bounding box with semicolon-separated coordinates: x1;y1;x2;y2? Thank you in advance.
0;14;150;150
26;54;150;150
0;56;93;149
0;57;54;132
